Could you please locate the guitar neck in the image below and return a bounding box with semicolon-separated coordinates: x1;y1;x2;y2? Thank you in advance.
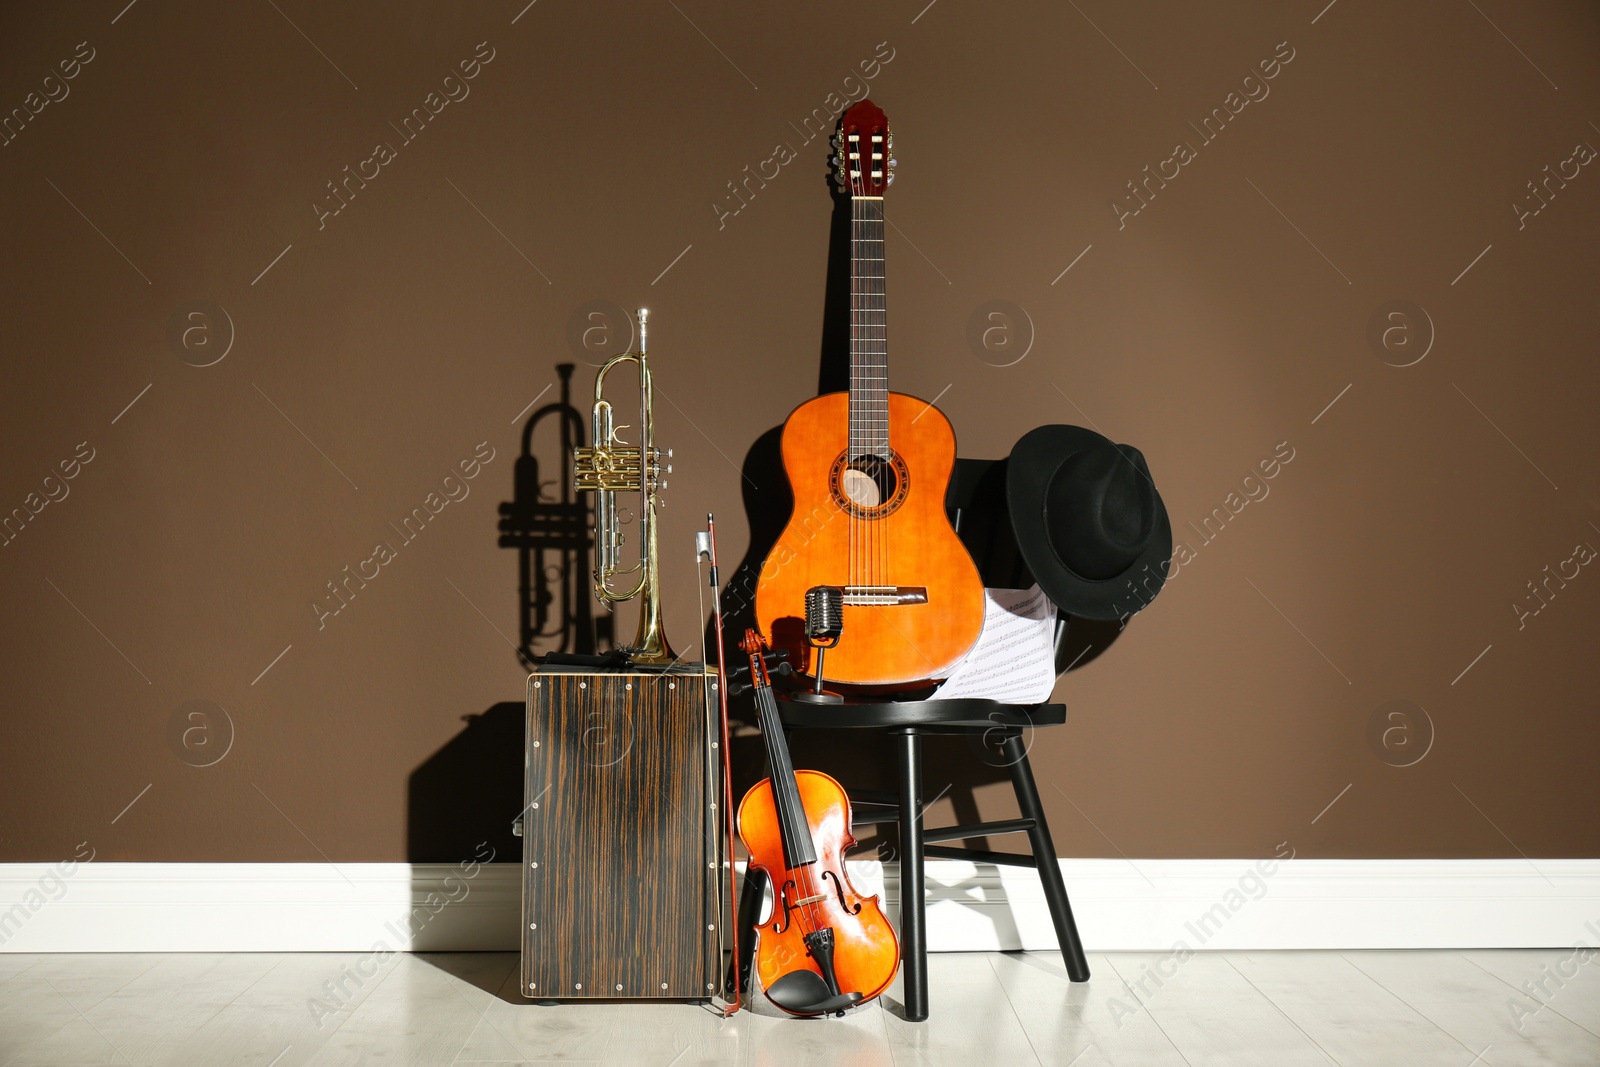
849;195;888;460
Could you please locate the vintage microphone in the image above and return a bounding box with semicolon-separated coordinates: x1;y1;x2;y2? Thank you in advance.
792;585;844;704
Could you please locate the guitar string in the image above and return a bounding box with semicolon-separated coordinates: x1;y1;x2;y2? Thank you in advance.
864;194;884;592
864;191;876;591
858;189;875;591
873;196;885;593
870;197;883;598
862;190;872;589
863;184;874;592
857;184;868;591
853;187;860;593
865;170;873;593
848;159;898;609
852;196;860;587
851;183;864;601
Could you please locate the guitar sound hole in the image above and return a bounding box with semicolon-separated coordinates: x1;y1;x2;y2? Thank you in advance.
842;457;895;508
829;452;910;518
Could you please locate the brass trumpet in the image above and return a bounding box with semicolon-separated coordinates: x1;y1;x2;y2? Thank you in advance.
572;308;675;665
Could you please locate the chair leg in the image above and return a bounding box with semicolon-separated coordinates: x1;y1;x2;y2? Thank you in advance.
1002;732;1090;982
731;865;768;996
895;728;928;1021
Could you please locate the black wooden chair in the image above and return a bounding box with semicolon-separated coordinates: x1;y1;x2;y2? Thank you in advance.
734;458;1096;1021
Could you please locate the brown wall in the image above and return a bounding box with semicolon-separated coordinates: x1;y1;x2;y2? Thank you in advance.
2;1;1597;864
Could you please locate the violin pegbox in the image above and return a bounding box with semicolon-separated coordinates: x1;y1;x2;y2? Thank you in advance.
740;628;773;688
832;99;895;196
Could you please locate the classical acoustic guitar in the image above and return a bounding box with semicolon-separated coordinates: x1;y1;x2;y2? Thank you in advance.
755;99;984;688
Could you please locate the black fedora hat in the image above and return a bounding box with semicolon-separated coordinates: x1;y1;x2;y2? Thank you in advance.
1005;425;1172;621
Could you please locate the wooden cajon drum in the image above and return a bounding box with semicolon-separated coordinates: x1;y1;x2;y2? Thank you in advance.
520;665;724;1000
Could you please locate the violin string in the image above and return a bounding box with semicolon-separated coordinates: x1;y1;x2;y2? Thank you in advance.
762;678;828;946
766;684;813;907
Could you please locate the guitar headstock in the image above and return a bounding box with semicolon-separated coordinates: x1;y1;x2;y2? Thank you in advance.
832;99;895;197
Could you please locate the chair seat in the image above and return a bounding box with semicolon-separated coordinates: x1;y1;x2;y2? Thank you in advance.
776;696;1065;731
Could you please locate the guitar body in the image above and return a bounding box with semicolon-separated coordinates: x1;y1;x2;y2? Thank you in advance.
756;390;984;687
738;768;899;1007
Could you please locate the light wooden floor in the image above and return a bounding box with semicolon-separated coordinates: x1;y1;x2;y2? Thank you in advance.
0;949;1596;1065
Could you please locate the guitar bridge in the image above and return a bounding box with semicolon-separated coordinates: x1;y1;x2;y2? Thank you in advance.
841;586;927;606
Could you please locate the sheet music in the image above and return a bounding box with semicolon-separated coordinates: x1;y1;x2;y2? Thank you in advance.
931;585;1058;703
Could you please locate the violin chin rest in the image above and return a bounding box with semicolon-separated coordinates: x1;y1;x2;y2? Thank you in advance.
766;970;865;1016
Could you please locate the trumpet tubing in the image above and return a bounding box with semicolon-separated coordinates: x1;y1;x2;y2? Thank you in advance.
571;309;675;665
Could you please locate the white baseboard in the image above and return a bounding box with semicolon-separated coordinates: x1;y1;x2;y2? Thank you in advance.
920;857;1600;952
2;859;1597;953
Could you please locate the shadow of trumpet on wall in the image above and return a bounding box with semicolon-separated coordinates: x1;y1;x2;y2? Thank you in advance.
498;362;614;665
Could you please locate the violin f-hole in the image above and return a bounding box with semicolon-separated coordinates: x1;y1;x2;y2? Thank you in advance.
771;878;801;934
821;868;862;915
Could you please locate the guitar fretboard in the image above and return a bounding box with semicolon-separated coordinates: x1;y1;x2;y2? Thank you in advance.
849;195;888;459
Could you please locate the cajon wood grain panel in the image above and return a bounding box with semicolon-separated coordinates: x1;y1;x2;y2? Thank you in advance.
520;667;720;1000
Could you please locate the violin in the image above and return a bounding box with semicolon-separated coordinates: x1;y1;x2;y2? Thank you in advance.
735;629;900;1015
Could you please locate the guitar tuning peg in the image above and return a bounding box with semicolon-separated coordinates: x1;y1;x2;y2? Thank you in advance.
888;158;897;168
886;173;895;185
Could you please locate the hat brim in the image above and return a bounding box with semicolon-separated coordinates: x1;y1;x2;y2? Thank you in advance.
1005;425;1173;621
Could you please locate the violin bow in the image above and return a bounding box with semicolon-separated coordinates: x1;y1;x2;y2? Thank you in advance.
697;514;742;1015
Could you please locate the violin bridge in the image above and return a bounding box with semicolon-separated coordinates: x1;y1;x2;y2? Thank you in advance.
791;892;828;907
